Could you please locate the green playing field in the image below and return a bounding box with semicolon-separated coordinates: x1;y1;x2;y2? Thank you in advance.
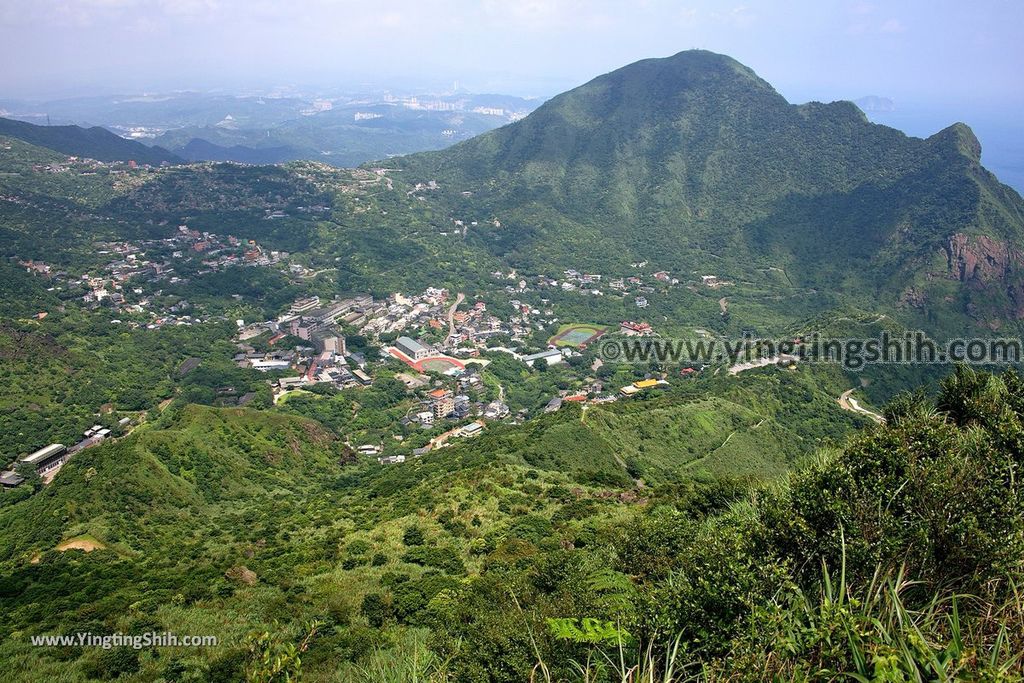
549;324;608;347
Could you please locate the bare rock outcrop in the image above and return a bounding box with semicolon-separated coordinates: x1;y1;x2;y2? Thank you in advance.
946;233;1022;285
945;233;1024;319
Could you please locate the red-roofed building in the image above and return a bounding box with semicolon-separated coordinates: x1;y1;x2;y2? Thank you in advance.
620;321;653;336
427;388;454;418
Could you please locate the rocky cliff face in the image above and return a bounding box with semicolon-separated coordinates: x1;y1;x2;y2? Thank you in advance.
945;233;1024;320
947;233;1022;284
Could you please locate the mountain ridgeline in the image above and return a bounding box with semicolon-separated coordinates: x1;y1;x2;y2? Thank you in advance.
0;116;182;165
395;50;1024;333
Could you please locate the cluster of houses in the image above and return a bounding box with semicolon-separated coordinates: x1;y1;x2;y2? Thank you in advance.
280;294;376;339
538;375;674;413
354;365;510;465
362;289;535;352
377;420;487;465
421;376;506;420
401;369;510;428
17;225;288;329
27;154;166;177
619;321;653;335
296;286;553;360
234;294;382;392
446;301;528;350
490;265;682;307
241;287;671;433
361;288;450;338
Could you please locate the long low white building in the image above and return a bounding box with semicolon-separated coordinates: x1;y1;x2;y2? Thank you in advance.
249;358;292;371
20;443;67;474
521;349;563;367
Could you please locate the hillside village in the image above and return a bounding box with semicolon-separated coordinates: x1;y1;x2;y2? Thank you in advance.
17;226;289;329
2;144;738;485
7;241;721;481
224;273;692;467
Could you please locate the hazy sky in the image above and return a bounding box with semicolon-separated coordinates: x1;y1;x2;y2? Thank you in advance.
1;0;1021;104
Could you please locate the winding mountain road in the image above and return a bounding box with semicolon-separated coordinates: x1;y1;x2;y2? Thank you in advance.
838;389;885;424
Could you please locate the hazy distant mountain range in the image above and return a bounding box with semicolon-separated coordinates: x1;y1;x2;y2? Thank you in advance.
0;91;544;167
0;116;181;165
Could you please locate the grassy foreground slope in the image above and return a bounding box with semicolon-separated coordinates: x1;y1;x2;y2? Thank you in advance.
0;395;652;681
0;404;345;559
1;366;1020;681
429;366;1024;681
460;365;865;486
0;367;856;681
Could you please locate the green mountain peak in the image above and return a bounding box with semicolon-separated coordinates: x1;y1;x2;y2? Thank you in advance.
929;121;983;162
397;53;1024;331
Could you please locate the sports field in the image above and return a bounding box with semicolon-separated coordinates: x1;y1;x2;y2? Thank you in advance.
388;347;465;373
418;357;465;373
549;323;608;347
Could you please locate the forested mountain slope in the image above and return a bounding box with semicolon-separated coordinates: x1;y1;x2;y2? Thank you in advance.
0;368;1021;681
0;116;182;165
395;50;1024;333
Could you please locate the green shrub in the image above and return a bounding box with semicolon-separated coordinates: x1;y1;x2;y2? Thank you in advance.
401;546;466;574
402;525;425;546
